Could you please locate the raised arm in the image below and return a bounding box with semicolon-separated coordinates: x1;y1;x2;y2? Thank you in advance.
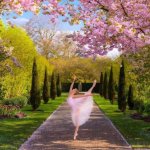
69;75;76;94
87;80;97;93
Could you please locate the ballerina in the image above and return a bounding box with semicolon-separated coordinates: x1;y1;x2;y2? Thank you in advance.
67;76;97;140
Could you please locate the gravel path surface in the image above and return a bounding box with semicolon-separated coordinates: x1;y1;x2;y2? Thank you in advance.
19;102;132;150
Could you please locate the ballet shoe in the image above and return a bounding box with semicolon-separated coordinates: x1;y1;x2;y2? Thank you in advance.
73;133;78;140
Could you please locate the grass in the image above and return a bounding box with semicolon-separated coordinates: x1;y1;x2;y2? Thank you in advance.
0;94;67;150
94;94;150;149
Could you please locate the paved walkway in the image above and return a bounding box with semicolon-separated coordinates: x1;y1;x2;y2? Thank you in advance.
19;102;132;150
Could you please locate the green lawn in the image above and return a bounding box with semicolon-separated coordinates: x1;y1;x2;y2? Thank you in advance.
94;95;150;148
0;94;67;150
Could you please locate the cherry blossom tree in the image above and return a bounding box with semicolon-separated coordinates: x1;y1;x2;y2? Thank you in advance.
66;0;150;55
1;0;150;55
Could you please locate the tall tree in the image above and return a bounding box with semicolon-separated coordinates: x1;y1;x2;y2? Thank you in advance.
127;85;134;110
26;16;78;59
30;58;41;110
103;72;108;99
108;66;115;104
43;66;49;104
56;73;62;97
50;71;56;100
99;72;103;96
118;60;126;112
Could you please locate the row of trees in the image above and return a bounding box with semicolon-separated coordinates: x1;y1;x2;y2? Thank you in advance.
30;58;62;110
99;60;134;112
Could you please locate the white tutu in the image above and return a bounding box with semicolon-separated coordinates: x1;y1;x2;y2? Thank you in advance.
67;92;93;127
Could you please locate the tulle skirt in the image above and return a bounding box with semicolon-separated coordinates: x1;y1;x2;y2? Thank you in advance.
67;95;93;127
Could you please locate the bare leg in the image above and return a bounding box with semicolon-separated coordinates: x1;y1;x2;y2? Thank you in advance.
74;125;79;140
86;80;96;93
73;108;80;140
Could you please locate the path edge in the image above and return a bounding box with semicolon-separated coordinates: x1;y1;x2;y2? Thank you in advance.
19;101;66;150
94;101;132;149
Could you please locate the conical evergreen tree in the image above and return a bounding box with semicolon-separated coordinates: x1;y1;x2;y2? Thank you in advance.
50;71;56;100
127;85;134;110
30;58;41;110
43;67;49;104
118;60;126;112
99;72;103;96
103;72;108;99
108;66;115;104
56;74;62;97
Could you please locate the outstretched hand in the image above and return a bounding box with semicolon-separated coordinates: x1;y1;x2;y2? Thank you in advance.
93;80;97;87
72;75;77;81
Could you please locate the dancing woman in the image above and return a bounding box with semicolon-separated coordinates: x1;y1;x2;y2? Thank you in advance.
67;76;96;140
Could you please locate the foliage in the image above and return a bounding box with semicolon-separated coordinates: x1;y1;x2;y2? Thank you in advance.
30;58;41;110
0;22;53;97
99;72;103;96
144;103;150;116
118;60;126;112
108;66;115;104
127;85;134;110
26;16;78;59
3;1;150;54
133;99;145;114
50;57;112;83
42;67;50;104
2;96;28;108
123;46;150;104
0;104;20;117
56;74;62;97
103;72;108;99
0;82;6;100
50;71;56;100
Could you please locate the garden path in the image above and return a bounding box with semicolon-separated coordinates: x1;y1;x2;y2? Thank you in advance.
19;101;132;150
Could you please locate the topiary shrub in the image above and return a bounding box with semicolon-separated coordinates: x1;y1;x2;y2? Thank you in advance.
99;72;103;96
50;71;56;100
108;66;115;104
118;60;126;112
43;67;50;103
127;85;134;110
30;58;41;110
103;72;108;99
56;74;62;97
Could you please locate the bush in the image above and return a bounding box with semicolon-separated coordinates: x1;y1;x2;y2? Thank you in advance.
133;100;145;114
144;102;150;116
0;104;20;117
2;96;28;108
